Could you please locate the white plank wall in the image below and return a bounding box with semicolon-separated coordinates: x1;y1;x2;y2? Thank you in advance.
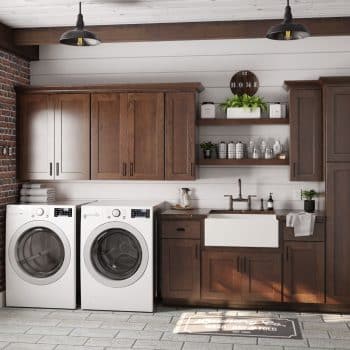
30;36;350;209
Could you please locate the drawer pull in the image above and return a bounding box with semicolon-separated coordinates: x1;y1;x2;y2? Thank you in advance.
176;227;185;232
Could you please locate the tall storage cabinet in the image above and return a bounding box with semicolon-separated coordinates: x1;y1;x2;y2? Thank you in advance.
322;77;350;304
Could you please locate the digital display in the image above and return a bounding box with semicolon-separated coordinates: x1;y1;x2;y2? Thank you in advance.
131;209;150;218
54;208;72;217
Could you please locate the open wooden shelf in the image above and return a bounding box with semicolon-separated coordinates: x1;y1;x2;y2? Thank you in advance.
196;118;289;126
198;158;290;166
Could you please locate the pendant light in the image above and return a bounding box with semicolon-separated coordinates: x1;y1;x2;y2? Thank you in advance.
60;2;101;46
266;0;310;40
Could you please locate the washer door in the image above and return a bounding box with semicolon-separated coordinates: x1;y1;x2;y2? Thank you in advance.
84;222;149;288
8;221;71;285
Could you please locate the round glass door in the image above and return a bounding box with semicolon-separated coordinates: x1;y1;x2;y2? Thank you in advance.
16;227;65;278
9;221;71;285
84;222;149;288
91;228;142;280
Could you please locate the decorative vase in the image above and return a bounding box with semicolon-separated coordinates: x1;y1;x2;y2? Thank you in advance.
203;149;212;159
304;200;315;213
226;107;261;119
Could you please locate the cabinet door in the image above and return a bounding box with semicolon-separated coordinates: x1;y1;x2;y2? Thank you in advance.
324;85;350;162
242;252;282;302
17;94;54;180
91;93;128;179
284;242;324;303
201;251;242;301
54;94;90;180
326;163;350;304
161;239;200;301
127;93;164;179
289;87;323;181
165;92;196;180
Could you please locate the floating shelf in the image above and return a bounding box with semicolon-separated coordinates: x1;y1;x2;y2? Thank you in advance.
196;118;289;126
198;159;289;166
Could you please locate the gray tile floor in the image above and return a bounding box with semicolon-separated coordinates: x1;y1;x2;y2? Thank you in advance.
0;306;349;349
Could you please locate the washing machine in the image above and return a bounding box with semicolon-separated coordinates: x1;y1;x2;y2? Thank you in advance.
6;201;89;309
80;201;161;312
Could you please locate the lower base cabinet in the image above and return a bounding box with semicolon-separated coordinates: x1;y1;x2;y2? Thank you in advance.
161;239;200;301
202;250;282;304
284;242;325;303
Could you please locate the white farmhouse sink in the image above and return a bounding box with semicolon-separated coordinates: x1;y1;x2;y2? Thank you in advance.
205;213;279;248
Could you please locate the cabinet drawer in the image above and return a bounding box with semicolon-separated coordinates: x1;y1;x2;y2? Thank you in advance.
283;222;325;242
161;220;201;239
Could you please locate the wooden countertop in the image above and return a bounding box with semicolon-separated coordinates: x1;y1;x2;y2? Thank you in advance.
161;208;326;222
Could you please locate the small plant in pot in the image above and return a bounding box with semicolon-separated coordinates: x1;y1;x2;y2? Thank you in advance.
301;189;318;213
200;141;215;159
220;93;268;119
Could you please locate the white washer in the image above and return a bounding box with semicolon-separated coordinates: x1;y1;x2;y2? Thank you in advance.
6;201;89;309
81;201;161;312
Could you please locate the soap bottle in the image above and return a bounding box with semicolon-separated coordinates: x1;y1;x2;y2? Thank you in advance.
267;193;274;211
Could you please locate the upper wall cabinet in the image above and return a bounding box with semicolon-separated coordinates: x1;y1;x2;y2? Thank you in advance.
17;92;90;181
165;92;196;180
322;78;350;162
285;81;323;181
17;83;203;181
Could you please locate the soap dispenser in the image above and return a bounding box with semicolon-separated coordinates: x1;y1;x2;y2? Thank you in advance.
267;193;274;211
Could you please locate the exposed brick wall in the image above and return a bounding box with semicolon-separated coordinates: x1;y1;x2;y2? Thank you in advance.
0;50;30;292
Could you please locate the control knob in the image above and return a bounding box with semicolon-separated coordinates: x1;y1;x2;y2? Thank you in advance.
36;208;44;216
112;209;121;217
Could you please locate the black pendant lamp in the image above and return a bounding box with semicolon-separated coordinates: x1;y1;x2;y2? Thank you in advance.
266;0;310;40
60;2;101;46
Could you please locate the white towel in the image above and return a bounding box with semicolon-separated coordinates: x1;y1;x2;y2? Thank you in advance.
286;212;316;237
20;195;55;203
20;188;55;196
22;183;42;189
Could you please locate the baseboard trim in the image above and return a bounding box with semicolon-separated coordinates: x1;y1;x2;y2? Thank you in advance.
0;291;5;307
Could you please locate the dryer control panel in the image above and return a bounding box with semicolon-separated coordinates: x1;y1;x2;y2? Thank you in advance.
54;208;72;217
131;209;150;218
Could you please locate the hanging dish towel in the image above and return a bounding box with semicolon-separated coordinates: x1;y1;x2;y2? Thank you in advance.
286;212;316;237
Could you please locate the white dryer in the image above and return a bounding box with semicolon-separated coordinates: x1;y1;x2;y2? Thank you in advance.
80;201;161;312
6;201;88;309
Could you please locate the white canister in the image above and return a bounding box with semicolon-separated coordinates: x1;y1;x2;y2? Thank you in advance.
201;102;216;119
236;142;244;159
218;141;227;159
227;141;236;159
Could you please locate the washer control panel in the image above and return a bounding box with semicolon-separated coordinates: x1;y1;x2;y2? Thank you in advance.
54;208;72;217
131;209;150;218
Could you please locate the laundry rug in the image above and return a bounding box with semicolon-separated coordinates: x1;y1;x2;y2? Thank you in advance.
174;312;302;339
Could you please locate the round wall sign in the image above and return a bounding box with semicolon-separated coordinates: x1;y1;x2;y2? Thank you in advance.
230;70;259;96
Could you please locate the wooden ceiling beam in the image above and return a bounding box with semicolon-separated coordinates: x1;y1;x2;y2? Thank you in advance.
12;17;350;46
0;22;38;60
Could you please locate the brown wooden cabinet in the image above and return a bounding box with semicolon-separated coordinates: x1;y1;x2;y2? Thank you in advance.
326;162;350;304
127;93;164;179
284;242;325;303
286;81;323;181
17;93;90;180
91;93;127;179
161;239;200;301
202;250;281;303
165;92;196;180
323;82;350;162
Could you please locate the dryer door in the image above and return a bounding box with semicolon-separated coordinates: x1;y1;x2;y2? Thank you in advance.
84;222;149;288
8;221;71;285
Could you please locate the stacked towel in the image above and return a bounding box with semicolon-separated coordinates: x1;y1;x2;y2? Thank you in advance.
286;212;316;237
20;184;56;203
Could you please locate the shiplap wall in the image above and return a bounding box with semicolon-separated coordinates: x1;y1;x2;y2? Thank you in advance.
30;36;350;209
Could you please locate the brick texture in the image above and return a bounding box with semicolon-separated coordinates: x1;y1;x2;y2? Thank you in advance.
0;49;30;292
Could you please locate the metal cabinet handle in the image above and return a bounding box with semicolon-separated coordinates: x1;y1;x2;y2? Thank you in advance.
122;163;127;176
56;162;59;176
293;162;296;177
130;162;134;176
49;162;53;176
176;227;185;232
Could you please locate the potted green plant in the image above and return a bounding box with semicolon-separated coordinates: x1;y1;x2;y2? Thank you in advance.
301;189;318;213
220;93;268;119
200;141;215;159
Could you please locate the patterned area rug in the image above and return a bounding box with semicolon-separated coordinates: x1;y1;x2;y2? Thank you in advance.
174;312;302;339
